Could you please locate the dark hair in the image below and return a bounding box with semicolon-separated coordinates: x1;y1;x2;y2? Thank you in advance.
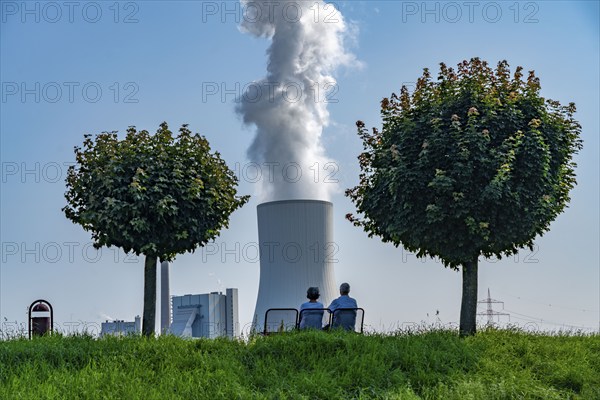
340;282;350;295
307;287;320;300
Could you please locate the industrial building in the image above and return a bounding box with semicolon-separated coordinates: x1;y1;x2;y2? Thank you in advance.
253;200;337;332
100;316;141;337
169;288;239;339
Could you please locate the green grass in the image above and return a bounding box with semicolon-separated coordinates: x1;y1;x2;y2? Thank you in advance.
1;328;599;399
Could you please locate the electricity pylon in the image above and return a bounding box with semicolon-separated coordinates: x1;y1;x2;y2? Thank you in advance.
477;288;510;326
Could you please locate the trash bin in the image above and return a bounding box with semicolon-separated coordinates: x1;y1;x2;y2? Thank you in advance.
28;300;53;338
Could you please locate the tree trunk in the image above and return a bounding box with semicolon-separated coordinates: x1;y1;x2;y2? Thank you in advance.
459;258;478;337
142;255;157;336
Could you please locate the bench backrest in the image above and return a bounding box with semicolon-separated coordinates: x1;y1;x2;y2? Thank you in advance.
263;308;299;335
298;308;331;330
331;308;365;333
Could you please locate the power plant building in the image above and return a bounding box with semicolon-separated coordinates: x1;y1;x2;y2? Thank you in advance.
253;200;337;331
100;316;141;337
169;288;239;339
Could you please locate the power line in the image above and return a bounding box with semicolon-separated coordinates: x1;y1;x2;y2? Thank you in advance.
503;308;595;330
505;311;596;331
476;290;597;331
504;293;598;313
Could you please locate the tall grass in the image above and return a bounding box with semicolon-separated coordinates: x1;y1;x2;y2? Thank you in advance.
1;328;598;399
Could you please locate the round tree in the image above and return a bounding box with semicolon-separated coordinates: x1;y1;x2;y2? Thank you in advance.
346;58;582;336
63;122;249;336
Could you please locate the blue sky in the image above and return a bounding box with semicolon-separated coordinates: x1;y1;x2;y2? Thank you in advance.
1;1;598;335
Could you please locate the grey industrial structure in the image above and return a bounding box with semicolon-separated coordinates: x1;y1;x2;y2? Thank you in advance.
169;289;239;339
100;316;141;337
160;261;170;334
253;200;337;331
96;260;235;338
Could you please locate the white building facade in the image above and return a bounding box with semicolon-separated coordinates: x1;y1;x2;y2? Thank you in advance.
169;288;239;339
100;316;141;337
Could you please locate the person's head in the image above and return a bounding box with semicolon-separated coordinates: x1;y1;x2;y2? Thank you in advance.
307;287;320;301
339;282;350;295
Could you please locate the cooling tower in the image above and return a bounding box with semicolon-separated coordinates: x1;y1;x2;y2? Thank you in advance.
253;200;337;331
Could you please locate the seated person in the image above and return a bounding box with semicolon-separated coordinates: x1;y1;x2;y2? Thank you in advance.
299;287;324;329
327;282;358;331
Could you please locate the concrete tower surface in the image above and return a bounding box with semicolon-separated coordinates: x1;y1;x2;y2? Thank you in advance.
160;261;170;334
253;200;337;331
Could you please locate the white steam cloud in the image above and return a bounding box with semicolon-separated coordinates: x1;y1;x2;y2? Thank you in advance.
99;312;115;321
237;0;356;201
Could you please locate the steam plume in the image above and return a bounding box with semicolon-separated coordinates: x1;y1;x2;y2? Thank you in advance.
237;0;356;201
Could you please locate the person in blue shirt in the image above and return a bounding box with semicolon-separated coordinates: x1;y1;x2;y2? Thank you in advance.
299;287;324;329
327;282;358;331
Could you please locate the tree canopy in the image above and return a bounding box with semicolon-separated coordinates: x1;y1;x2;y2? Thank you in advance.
64;122;249;261
346;58;582;335
347;58;582;268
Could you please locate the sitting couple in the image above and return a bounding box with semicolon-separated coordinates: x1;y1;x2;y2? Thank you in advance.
299;283;358;331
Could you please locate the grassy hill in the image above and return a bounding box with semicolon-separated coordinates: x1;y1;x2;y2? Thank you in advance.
1;328;598;399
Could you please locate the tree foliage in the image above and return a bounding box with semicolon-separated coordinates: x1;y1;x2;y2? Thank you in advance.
64;122;249;262
346;58;582;269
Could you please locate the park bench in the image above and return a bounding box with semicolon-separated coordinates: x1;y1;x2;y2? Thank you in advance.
263;307;364;335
